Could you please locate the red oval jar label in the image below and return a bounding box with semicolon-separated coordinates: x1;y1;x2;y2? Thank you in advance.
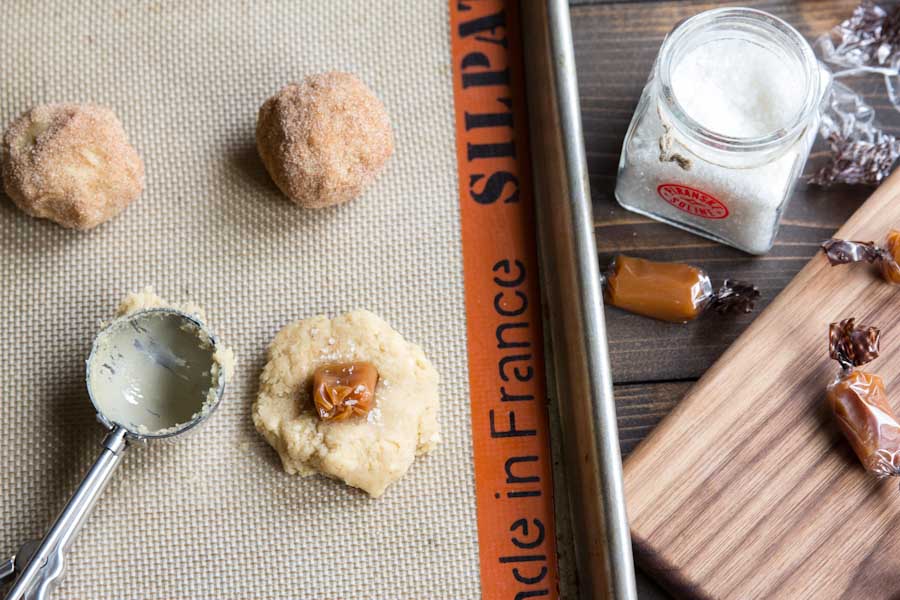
657;184;729;220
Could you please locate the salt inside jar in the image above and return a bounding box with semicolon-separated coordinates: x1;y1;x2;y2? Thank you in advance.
615;8;826;255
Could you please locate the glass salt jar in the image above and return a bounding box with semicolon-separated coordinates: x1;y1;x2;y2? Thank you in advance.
615;8;826;255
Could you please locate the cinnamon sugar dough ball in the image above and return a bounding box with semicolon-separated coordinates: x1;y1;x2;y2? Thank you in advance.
256;72;394;208
1;104;144;230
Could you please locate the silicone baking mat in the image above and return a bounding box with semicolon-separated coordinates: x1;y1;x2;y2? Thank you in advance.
0;1;564;598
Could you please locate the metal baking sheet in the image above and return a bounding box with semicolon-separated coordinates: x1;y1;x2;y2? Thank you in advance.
0;1;472;597
523;1;637;598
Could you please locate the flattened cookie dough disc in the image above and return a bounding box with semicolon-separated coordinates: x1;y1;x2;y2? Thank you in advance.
252;310;440;497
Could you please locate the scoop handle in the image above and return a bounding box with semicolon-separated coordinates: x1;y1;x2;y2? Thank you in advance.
4;426;128;600
0;557;13;584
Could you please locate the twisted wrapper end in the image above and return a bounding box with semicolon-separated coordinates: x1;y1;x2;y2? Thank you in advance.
710;280;760;315
829;318;880;371
868;449;900;489
822;238;892;266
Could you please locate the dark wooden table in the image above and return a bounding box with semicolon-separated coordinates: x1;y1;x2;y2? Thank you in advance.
568;0;900;597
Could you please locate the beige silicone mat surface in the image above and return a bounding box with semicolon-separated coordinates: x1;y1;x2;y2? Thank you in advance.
0;1;480;597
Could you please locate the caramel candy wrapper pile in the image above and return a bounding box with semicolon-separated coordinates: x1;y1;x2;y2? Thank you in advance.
821;229;900;283
312;362;378;421
826;319;900;479
602;255;758;323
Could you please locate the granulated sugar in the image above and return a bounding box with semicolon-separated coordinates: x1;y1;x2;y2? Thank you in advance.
671;39;803;138
616;100;814;254
615;26;822;255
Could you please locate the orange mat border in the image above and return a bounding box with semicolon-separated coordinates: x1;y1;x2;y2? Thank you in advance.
450;1;560;598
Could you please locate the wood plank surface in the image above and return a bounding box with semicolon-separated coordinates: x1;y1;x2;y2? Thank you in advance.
572;0;900;383
568;0;900;598
614;381;689;457
625;170;900;599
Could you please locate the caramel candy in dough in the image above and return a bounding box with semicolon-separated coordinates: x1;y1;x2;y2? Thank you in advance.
312;362;377;421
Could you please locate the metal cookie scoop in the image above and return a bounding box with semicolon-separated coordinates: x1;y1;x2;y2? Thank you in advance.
2;308;227;599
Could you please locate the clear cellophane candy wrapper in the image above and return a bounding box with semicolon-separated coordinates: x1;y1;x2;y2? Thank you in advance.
602;255;759;323
826;319;900;481
821;229;900;282
808;2;900;186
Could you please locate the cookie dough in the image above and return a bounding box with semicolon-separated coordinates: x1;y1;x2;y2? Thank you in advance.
252;310;440;497
108;288;236;436
255;72;394;208
1;104;144;229
115;287;235;381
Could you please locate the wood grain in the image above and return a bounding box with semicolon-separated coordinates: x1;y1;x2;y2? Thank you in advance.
615;381;689;457
624;170;900;599
567;1;900;597
571;0;900;383
614;381;690;600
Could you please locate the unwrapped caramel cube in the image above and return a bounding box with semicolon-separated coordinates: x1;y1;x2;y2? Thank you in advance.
311;362;378;421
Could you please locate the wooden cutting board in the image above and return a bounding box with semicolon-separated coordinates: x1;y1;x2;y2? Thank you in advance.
624;170;900;600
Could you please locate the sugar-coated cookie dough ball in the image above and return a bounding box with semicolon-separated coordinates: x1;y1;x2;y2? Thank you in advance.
255;72;394;208
1;104;144;229
252;310;440;497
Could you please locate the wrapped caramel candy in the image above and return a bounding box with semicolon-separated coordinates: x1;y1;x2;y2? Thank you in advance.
826;319;900;480
821;229;900;283
603;255;759;323
312;362;378;421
